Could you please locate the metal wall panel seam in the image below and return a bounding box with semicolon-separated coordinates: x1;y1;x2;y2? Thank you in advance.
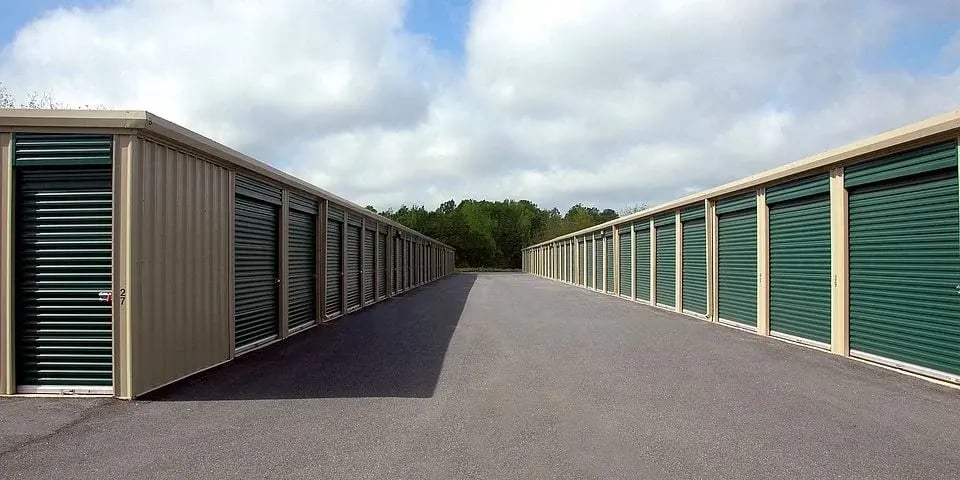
0;132;11;394
757;188;770;336
829;168;849;355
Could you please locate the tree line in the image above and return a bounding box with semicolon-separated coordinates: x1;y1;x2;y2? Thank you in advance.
373;200;629;269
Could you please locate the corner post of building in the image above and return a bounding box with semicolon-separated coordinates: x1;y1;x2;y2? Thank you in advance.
279;189;290;338
705;199;717;321
0;132;12;395
756;187;770;336
649;219;657;304
829;167;849;356
630;223;636;300
318;198;327;322
675;210;682;312
112;134;135;399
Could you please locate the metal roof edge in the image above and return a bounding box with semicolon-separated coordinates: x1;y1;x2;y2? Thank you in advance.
525;108;960;250
0;108;148;129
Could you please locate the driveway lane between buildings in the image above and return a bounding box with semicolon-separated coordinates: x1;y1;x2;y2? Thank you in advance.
1;273;959;479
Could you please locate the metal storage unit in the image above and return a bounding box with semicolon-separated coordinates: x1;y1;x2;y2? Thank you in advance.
345;220;361;310
717;192;757;328
363;228;375;304
604;233;614;293
655;214;676;307
325;208;343;317
846;142;960;379
234;175;281;351
594;236;604;290
13;134;114;392
288;193;318;332
585;239;594;288
681;206;707;315
378;232;387;299
577;239;585;285
634;222;651;302
618;229;631;297
767;174;831;345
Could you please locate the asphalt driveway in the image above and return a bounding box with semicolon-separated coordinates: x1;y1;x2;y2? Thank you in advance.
1;273;959;479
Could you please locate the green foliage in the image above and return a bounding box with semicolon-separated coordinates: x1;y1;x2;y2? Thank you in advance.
384;199;617;269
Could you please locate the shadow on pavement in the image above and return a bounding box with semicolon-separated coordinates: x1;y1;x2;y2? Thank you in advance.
145;274;477;401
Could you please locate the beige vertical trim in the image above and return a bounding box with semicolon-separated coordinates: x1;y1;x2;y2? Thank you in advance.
706;199;717;321
630;224;636;299
279;190;289;338
227;171;236;357
0;132;12;394
650;220;657;303
318;199;327;322
112;134;134;398
757;188;770;336
830;167;849;355
675;211;682;312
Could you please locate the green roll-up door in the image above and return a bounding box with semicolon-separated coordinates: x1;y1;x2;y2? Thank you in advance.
14;166;113;390
586;241;594;288
594;238;604;289
619;231;631;296
605;235;614;293
768;174;831;344
682;210;707;315
346;223;361;310
655;216;676;307
578;240;585;285
717;192;757;327
288;208;316;331
325;217;343;316
234;175;281;350
635;224;651;302
847;141;960;377
363;229;375;304
393;237;401;292
13;133;112;167
378;232;387;298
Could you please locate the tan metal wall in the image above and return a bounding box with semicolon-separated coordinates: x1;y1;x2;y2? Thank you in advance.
127;136;233;397
0;133;11;395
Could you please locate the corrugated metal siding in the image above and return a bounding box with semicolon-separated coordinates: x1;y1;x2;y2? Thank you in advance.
236;174;281;206
13;133;112;166
769;189;831;344
289;191;318;215
717;196;757;327
586;241;594;288
15;166;113;388
845;142;956;189
605;235;614;293
363;229;375;304
288;209;316;331
766;173;829;205
378;232;387;298
594;238;603;289
849;168;960;376
324;219;342;316
655;220;676;306
129;138;231;396
635;225;651;301
577;240;585;285
346;223;361;309
619;231;631;295
682;217;707;314
234;195;280;349
393;237;401;292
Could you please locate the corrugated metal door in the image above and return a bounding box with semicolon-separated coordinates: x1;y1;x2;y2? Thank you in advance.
346;222;361;310
577;240;585;285
393;237;401;292
363;228;375;304
768;174;831;345
288;205;316;331
586;240;594;288
14;164;113;391
325;215;343;316
594;237;604;289
405;239;412;290
378;232;387;298
234;176;281;350
605;234;614;293
717;192;757;327
619;230;631;297
655;216;676;307
635;224;651;302
682;208;707;315
847;142;960;378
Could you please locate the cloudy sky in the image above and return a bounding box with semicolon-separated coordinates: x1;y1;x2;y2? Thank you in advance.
1;0;958;212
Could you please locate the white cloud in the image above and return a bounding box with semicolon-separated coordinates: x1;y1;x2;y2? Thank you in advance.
1;0;958;212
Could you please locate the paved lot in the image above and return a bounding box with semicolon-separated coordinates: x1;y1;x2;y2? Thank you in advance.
2;273;959;479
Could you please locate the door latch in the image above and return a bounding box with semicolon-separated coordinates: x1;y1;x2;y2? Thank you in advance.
98;291;113;303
